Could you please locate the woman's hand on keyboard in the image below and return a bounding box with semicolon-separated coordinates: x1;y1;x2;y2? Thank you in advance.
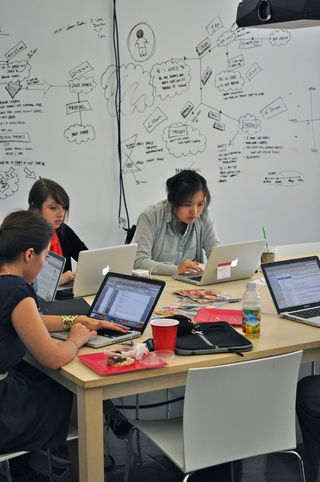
76;316;129;333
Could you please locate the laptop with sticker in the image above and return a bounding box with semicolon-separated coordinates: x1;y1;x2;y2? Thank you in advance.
51;271;166;348
63;243;138;298
175;240;265;286
261;256;320;327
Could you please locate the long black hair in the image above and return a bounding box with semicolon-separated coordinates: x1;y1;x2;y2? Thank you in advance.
166;170;211;210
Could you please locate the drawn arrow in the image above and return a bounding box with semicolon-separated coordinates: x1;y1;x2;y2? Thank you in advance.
229;130;240;146
24;167;36;179
5;167;15;179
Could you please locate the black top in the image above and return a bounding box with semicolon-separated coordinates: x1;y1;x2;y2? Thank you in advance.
0;275;35;371
56;223;88;272
0;274;73;452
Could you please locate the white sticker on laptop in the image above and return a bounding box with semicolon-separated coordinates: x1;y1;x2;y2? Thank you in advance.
217;262;231;280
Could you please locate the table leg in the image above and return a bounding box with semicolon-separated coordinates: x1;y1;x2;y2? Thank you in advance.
77;386;104;482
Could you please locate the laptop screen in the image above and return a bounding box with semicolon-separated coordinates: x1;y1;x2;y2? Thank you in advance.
88;272;165;333
261;257;320;312
34;252;66;302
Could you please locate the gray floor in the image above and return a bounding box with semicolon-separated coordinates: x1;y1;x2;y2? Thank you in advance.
105;389;305;482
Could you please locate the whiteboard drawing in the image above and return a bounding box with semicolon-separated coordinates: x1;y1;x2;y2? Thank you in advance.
260;97;287;119
64;67;97;143
101;63;154;116
289;87;319;153
151;60;191;101
127;22;156;62
53;17;107;40
0;168;19;199
143;106;167;133
162;123;206;158
263;170;304;186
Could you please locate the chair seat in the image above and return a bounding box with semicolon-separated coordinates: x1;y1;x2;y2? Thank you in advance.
134;418;184;470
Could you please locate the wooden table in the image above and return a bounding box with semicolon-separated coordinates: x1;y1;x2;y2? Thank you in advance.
35;273;320;482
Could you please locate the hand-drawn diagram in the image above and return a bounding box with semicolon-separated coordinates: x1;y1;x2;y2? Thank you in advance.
263;170;304;186
127;23;156;62
101;63;154;116
64;61;97;144
0;168;19;199
101;17;299;185
53;17;107;40
289;87;319;153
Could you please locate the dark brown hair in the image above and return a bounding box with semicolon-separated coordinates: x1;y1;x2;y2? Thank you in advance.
0;210;52;264
28;178;70;213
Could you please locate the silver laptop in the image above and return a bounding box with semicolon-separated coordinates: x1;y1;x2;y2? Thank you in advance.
34;251;65;302
175;240;265;286
261;256;320;327
67;244;138;297
52;272;165;348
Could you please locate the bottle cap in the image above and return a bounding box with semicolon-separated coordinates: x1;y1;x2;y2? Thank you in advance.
246;282;256;289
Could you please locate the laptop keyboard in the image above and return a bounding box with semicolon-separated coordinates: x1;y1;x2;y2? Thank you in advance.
291;307;320;319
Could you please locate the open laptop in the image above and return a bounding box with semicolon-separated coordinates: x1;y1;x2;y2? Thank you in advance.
51;271;165;348
175;240;265;286
34;252;65;309
61;243;138;298
261;256;320;327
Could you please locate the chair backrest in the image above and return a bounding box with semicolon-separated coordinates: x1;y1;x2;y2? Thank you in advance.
275;242;320;257
125;224;136;245
182;351;302;473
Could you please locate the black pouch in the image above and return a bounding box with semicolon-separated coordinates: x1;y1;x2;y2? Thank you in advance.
175;321;253;357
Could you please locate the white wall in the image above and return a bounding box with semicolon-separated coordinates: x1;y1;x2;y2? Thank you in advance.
0;0;319;248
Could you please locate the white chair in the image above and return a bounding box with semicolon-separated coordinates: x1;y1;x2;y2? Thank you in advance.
275;242;320;257
124;351;305;482
0;426;78;482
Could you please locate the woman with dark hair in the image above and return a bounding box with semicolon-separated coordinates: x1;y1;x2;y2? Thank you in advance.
0;210;129;460
28;178;87;285
133;169;220;276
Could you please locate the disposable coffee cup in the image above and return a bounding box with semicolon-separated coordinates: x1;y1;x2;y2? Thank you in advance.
261;251;275;264
150;318;179;352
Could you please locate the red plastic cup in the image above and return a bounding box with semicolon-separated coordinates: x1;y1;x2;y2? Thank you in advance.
150;318;179;352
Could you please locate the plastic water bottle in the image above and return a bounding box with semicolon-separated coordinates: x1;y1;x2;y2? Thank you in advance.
242;282;261;338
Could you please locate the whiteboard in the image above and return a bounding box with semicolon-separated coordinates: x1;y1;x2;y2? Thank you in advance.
0;0;319;250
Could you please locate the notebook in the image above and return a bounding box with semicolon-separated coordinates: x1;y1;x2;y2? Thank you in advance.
261;256;320;327
51;271;166;348
175;240;265;286
34;252;65;311
59;243;138;298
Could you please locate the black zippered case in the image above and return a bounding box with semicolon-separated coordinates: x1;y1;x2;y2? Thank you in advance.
175;321;253;356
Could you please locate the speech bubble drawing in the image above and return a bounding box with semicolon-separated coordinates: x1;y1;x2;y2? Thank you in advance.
101;63;154;116
0;169;19;199
217;29;236;47
215;69;244;93
68;76;96;94
64;123;95;144
151;60;191;101
238;113;261;135
0;60;31;85
269;29;291;46
162;123;206;158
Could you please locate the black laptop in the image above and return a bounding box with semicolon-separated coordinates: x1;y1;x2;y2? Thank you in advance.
51;272;166;348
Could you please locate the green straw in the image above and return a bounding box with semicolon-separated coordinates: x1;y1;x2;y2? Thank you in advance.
262;226;269;253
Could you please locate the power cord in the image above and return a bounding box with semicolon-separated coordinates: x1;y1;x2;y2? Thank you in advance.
115;395;185;410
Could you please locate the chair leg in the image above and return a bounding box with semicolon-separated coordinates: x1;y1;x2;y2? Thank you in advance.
230;460;235;482
4;461;13;482
281;450;306;482
182;472;193;482
46;448;54;482
124;427;136;482
311;361;317;375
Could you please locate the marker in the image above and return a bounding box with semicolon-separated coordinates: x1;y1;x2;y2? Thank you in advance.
262;226;269;253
